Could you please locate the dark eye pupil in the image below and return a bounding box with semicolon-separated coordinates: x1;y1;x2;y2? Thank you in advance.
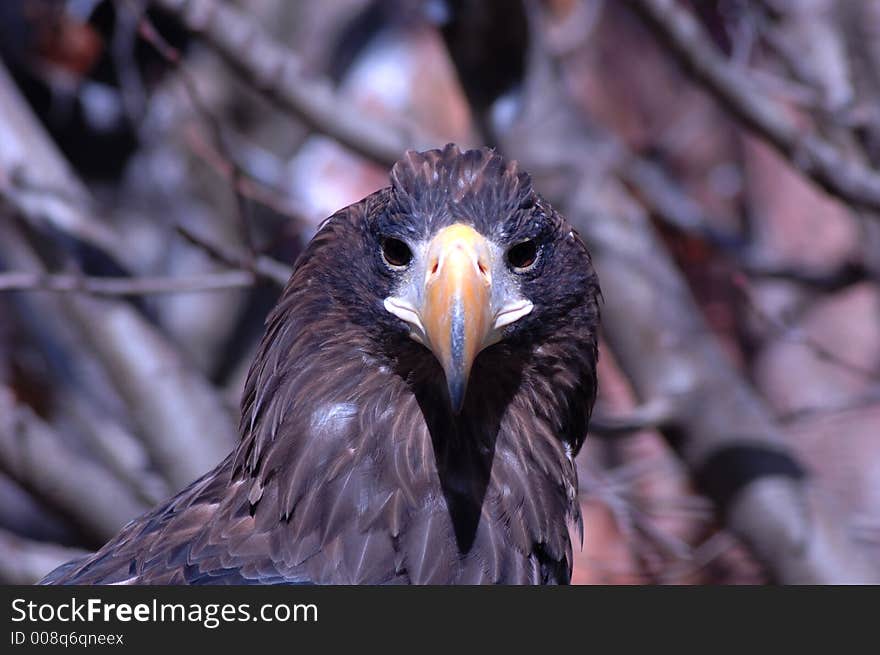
382;237;413;267
507;240;538;270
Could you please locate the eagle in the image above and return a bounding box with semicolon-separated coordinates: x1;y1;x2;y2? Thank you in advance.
41;144;600;585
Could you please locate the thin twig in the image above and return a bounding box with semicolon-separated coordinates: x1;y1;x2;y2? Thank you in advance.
182;125;306;224
778;387;880;424
0;270;255;296
738;258;871;292
589;397;678;437
128;0;256;255
732;272;880;381
658;532;739;583
176;223;293;286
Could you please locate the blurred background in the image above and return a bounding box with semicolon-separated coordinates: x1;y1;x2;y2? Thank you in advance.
0;0;879;584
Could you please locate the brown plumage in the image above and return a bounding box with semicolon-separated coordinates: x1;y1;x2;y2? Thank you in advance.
42;144;600;585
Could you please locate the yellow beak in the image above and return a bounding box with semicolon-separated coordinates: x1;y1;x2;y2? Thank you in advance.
420;224;493;413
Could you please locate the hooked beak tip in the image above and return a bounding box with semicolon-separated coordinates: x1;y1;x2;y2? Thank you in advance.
446;373;467;414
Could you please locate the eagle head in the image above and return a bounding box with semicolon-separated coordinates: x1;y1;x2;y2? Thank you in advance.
300;143;600;424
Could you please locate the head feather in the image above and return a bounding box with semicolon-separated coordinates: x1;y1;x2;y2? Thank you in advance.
388;144;535;234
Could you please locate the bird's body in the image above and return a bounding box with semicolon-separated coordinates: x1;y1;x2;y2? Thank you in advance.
43;145;600;585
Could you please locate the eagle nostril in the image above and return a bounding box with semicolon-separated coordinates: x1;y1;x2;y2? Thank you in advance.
477;259;491;282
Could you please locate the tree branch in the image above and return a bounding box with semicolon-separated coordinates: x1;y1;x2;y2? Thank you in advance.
152;0;438;167
0;528;89;585
1;223;237;493
0;62;125;261
0;270;256;295
133;1;257;255
176;223;293;286
0;387;148;544
589;398;677;437
628;0;880;215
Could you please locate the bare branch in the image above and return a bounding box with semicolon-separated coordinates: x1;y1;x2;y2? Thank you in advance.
628;0;880;215
732;272;880;381
589;397;677;437
132;1;257;255
0;270;256;296
152;0;439;167
619;153;741;245
738;259;871;292
57;391;170;506
757;0;853;111
182;125;307;224
0;56;243;489
0;62;124;260
0;387;148;544
777;387;880;424
1;213;237;491
176;223;293;286
0;528;89;585
658;532;739;583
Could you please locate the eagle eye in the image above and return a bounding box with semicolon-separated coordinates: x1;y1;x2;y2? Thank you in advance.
381;237;413;268
507;240;539;271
